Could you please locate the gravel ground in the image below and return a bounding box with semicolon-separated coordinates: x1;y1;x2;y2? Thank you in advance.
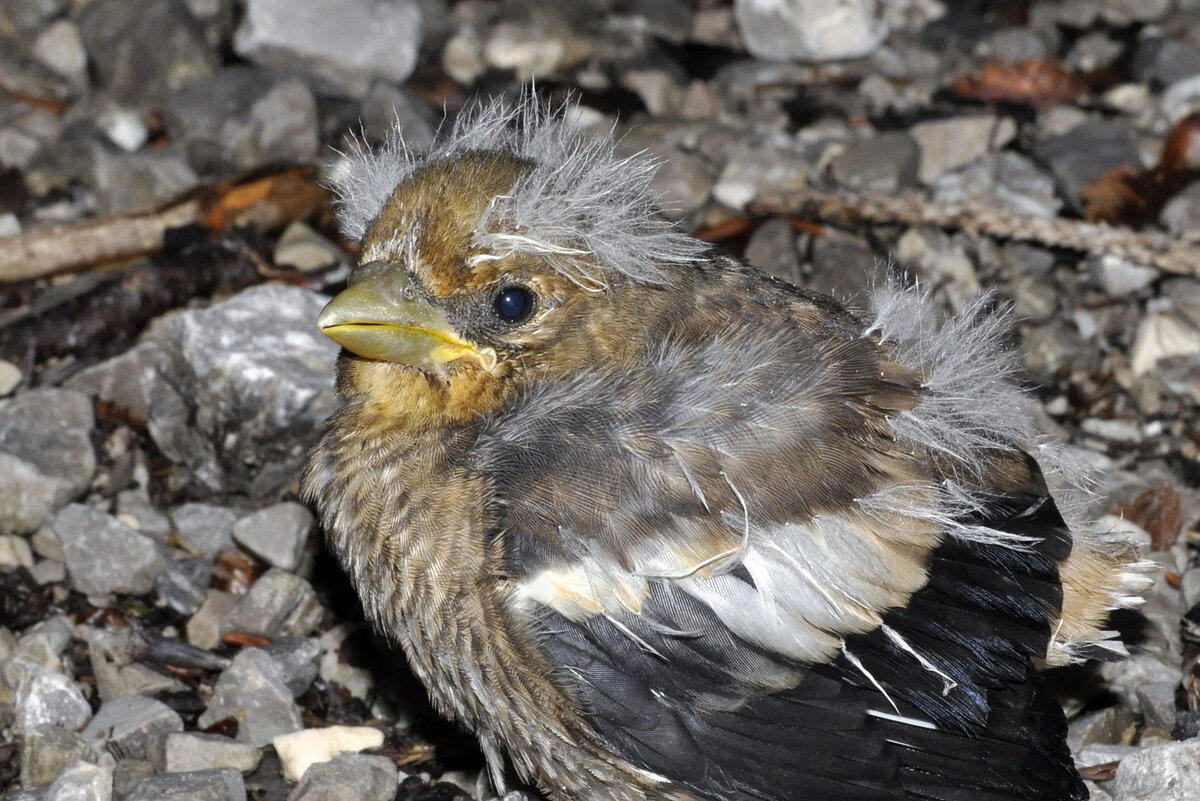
1;1;1200;800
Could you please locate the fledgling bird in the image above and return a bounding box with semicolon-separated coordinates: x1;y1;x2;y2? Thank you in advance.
302;98;1152;801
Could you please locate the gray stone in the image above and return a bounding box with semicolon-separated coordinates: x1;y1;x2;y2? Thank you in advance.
77;0;216;104
733;0;886;62
44;760;112;801
29;557;65;584
163;67;319;175
273;222;343;273
1132;37;1200;87
1034;119;1143;212
895;228;980;311
287;753;397;801
122;768;246;801
1068;706;1137;754
0;389;95;534
1112;739;1200;801
931;152;1062;217
1077;743;1138;769
261;636;320;697
1137;682;1179;732
84;626;186;702
910;115;1016;185
974;27;1048;63
1164;277;1200;332
0;0;69;34
88;145;200;215
234;0;421;97
14;615;74;669
803;227;877;301
1098;0;1171;24
1066;30;1125;73
713;142;809;211
356;83;436;150
1160;181;1200;239
187;590;237;650
198;648;303;746
66;342;173;429
1090;255;1159;296
232;503;314;572
171;503;240;560
161;732;263;775
223;569;322;639
81;695;184;761
317;624;373;701
1182;566;1200;608
20;724;88;786
744;219;800;286
147;285;339;496
1102;653;1183;709
156;557;215;617
13;666;92;733
116;489;172;541
52;504;166;597
829;132;919;195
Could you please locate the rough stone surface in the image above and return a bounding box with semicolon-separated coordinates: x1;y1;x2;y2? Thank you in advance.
171;503;240;560
198;648;304;746
161;732;264;775
147;285;338;496
13;666;92;733
222;568;322;639
0;389;95;534
234;0;422;97
261;636;320;697
286;752;397;800
52;504;167;596
43;760;113;801
80;694;185;762
20;724;89;786
121;768;246;801
910;115;1015;185
1112;739;1200;800
231;502;314;572
187;589;237;650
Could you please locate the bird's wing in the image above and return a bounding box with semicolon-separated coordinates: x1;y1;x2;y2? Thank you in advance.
468;297;1086;800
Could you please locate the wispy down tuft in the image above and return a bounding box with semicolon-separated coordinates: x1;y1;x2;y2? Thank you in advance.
328;93;707;286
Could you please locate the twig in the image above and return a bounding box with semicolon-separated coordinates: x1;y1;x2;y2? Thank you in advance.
749;190;1200;279
0;200;202;284
0;168;333;285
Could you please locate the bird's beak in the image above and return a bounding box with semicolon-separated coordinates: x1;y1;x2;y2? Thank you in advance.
316;262;497;372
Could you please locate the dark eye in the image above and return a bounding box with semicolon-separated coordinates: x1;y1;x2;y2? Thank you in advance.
494;286;535;323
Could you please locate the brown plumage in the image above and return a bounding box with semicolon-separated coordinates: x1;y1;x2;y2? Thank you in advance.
302;99;1150;801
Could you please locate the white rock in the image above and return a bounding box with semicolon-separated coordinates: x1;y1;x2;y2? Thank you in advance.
734;0;888;62
0;534;34;567
273;725;385;782
1130;312;1200;375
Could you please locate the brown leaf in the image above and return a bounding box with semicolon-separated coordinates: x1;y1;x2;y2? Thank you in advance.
952;59;1085;110
202;715;239;738
1157;111;1200;180
1082;165;1153;224
1117;486;1184;551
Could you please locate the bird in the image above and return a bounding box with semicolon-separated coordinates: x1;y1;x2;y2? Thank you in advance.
301;96;1152;801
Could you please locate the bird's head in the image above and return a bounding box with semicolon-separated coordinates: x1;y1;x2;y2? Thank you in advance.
317;98;708;425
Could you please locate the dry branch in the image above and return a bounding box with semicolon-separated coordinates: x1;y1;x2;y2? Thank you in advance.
749;190;1200;280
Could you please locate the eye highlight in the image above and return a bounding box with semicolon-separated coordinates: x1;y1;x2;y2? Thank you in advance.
494;286;535;324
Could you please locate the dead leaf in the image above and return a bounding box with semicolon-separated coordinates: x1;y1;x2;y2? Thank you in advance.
952;59;1085;110
1117;486;1184;551
1082;165;1153;224
212;548;267;595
